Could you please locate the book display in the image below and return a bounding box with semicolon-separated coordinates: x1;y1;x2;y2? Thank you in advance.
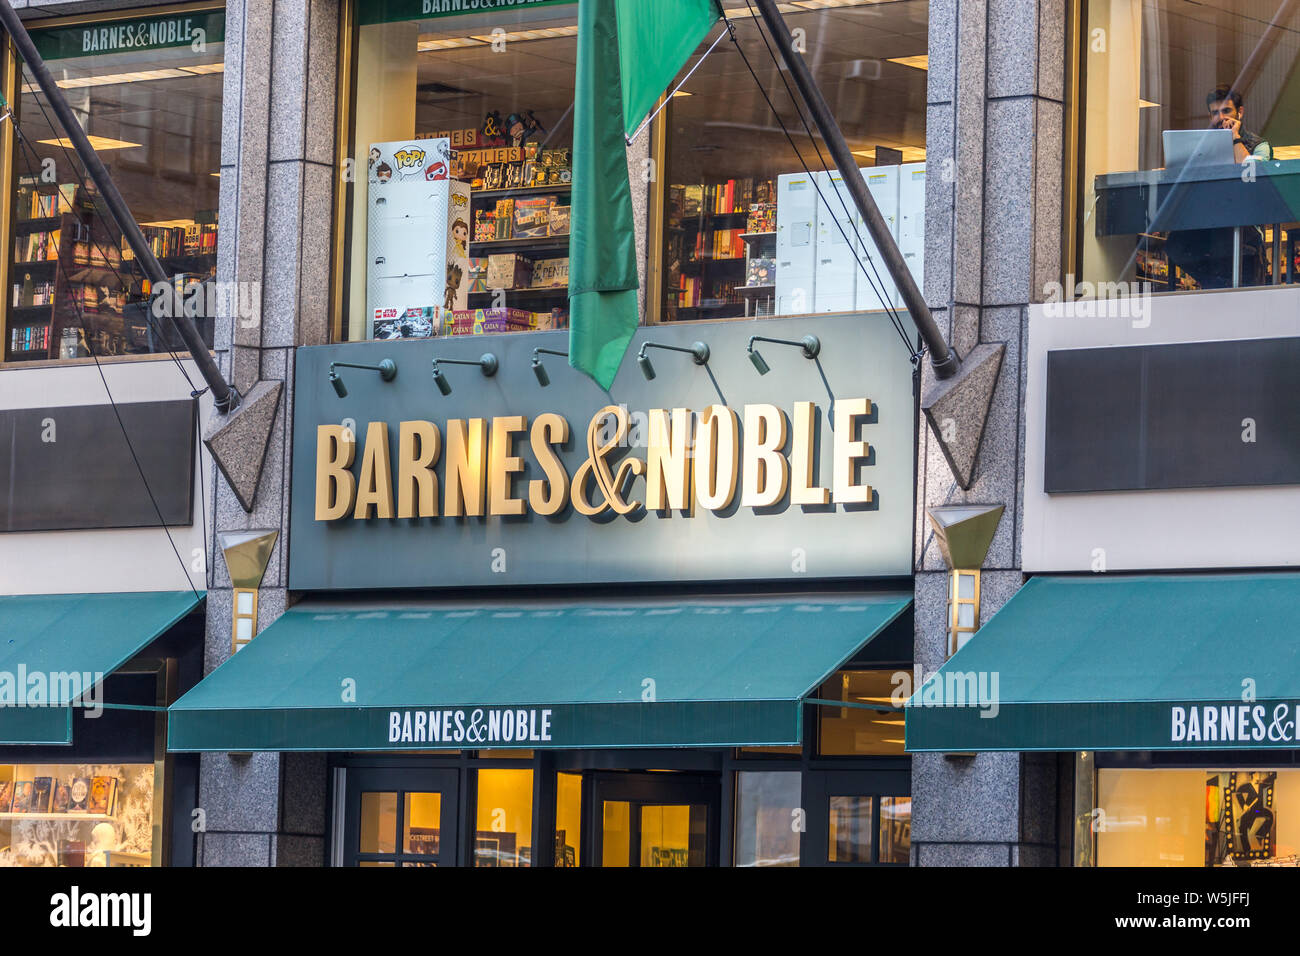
4;175;218;362
0;763;154;867
666;178;775;321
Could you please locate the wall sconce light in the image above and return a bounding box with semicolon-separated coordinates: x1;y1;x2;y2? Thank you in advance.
531;347;568;387
925;504;1004;658
637;340;710;381
328;359;397;398
430;352;499;396
219;530;279;654
746;334;820;375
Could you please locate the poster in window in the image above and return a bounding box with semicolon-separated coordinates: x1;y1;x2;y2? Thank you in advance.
1208;771;1276;863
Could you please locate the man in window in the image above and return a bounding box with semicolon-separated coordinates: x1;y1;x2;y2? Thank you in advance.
1206;86;1271;162
1162;86;1272;289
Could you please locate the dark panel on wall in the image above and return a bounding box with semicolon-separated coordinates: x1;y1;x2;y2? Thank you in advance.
1045;338;1300;493
0;400;195;531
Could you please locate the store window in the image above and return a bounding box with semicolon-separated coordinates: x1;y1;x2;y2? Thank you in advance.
657;0;928;323
340;0;929;343
555;770;580;867
817;669;909;756
1078;0;1300;294
0;763;157;866
1094;768;1300;866
343;2;578;343
734;770;801;866
474;767;533;866
3;6;224;363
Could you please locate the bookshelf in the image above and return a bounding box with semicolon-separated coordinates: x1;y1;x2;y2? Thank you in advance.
665;179;775;321
4;176;217;362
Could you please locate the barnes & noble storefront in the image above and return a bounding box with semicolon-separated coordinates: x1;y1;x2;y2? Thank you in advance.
908;574;1300;868
168;311;920;866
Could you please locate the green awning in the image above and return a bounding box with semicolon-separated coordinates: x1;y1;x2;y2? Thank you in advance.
168;594;911;752
905;574;1300;753
0;590;203;745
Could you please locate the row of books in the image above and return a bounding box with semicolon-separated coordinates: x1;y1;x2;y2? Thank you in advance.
0;775;117;815
121;223;218;261
16;230;60;263
17;183;78;220
13;280;56;306
676;179;775;217
9;323;50;353
693;228;746;261
677;276;742;308
747;203;777;234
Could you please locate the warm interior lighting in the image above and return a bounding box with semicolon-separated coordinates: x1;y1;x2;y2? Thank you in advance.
886;55;929;70
417;36;486;51
1271;145;1300;159
179;63;226;75
24;62;223;93
1138;98;1160;109
38;135;141;151
851;145;926;162
139;218;197;229
468;26;580;43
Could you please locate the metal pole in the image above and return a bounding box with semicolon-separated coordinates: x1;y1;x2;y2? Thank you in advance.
0;0;239;411
751;0;957;379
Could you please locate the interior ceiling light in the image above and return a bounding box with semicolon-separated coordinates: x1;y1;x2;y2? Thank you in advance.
886;55;929;70
1138;98;1160;108
52;67;191;88
468;25;580;42
417;36;487;51
179;63;226;75
39;135;142;151
140;218;198;228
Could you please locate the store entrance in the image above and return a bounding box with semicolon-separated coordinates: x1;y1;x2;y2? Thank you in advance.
589;772;720;867
341;767;458;866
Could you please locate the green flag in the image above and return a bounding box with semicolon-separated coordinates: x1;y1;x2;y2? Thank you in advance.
569;0;720;390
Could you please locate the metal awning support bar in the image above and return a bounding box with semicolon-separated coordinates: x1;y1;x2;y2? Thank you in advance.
0;0;239;412
750;0;957;380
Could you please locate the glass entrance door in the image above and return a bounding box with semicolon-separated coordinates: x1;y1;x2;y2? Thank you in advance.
590;773;720;867
340;767;458;866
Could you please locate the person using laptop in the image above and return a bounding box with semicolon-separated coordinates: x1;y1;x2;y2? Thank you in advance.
1162;86;1272;288
1206;86;1272;162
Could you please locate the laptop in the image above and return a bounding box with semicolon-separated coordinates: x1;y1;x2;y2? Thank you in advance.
1163;128;1236;170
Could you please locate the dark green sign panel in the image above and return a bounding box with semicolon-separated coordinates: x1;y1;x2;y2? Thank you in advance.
358;0;574;27
289;313;919;591
33;11;225;60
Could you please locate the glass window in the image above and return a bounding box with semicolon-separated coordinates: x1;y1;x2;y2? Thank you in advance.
639;803;708;867
828;794;873;863
657;1;928;323
4;7;224;363
1095;768;1300;867
403;791;442;857
601;800;631;868
734;770;801;866
359;790;398;854
1077;0;1300;295
343;3;577;343
879;795;911;863
474;767;533;866
555;771;581;867
817;668;909;755
0;763;158;866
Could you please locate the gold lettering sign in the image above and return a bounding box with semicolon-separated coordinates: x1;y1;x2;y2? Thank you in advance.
696;405;739;511
397;420;441;518
740;404;790;508
527;412;570;516
488;416;527;516
315;424;357;520
789;401;830;506
444;418;488;517
832;397;874;504
314;399;877;523
645;407;693;513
